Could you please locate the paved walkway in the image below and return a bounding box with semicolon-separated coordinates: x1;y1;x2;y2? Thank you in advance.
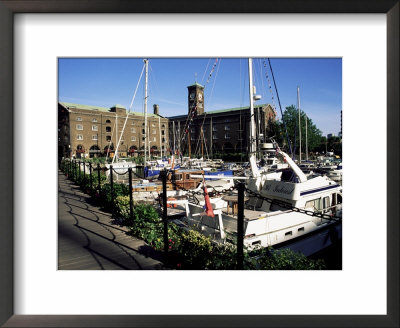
58;170;164;270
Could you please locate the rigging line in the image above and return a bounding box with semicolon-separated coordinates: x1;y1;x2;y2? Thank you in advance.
179;58;219;147
114;62;146;164
206;58;221;110
201;58;211;85
263;60;278;117
267;58;293;156
258;59;268;106
106;117;117;160
148;64;160;98
194;112;208;157
203;126;210;159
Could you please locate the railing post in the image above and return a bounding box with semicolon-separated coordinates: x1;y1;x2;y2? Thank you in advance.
78;161;81;182
89;163;93;193
83;160;86;185
128;167;133;220
97;164;101;192
74;160;77;181
162;170;168;259
237;182;244;270
110;165;114;216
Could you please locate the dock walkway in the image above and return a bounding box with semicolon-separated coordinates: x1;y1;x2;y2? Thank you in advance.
58;170;164;270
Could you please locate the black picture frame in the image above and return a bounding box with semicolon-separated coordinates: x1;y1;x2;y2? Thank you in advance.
1;1;398;327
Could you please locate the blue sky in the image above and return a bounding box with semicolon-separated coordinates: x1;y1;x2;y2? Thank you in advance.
58;58;342;136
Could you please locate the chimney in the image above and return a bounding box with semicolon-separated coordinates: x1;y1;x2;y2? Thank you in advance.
153;104;159;115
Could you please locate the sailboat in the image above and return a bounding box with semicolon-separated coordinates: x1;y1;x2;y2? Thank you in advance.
171;58;342;256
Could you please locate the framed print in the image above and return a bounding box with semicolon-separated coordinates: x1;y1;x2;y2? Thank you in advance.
1;0;398;327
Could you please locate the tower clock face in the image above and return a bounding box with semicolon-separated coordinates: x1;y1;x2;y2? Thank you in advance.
198;93;203;101
189;92;195;100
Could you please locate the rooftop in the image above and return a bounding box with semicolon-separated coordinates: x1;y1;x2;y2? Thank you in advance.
187;82;204;89
168;104;268;119
59;102;161;118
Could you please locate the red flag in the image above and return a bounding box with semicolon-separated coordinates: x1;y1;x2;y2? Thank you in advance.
203;176;214;217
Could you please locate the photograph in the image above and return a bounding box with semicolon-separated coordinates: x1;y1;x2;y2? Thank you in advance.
58;57;343;270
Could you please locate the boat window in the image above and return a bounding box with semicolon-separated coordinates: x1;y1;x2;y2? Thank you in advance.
285;231;292;236
185;174;190;179
323;196;330;209
252;240;261;246
337;194;342;204
305;198;321;211
298;227;305;232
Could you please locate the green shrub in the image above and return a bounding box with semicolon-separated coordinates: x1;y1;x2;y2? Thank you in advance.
253;247;326;270
100;183;129;211
177;230;213;269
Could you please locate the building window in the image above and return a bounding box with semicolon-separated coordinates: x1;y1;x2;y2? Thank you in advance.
92;125;98;131
191;128;195;133
213;135;218;140
191;135;195;141
224;134;230;139
92;135;98;140
92;118;98;123
131;121;136;125
162;124;165;128
131;136;136;141
152;137;156;142
224;125;230;131
76;117;82;121
152;129;156;135
142;129;145;134
106;119;111;123
224;119;232;123
76;124;83;130
106;126;111;133
142;136;145;141
212;127;217;132
162;130;165;135
106;136;111;141
77;134;83;140
131;128;136;133
151;123;155;127
162;137;165;143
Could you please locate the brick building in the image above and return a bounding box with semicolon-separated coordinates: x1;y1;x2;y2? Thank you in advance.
168;83;276;158
58;102;169;159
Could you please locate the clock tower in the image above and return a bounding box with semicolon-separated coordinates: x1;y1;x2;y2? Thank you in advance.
187;82;205;115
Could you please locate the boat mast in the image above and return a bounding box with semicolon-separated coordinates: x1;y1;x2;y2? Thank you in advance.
305;114;308;161
297;86;301;163
115;114;118;161
144;59;148;165
188;131;191;159
201;126;204;158
210;117;213;158
172;120;176;155
158;115;162;158
248;58;257;156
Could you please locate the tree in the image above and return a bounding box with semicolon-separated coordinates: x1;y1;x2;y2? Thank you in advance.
276;105;323;155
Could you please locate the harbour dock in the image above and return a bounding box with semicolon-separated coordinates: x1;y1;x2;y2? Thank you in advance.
58;170;164;270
